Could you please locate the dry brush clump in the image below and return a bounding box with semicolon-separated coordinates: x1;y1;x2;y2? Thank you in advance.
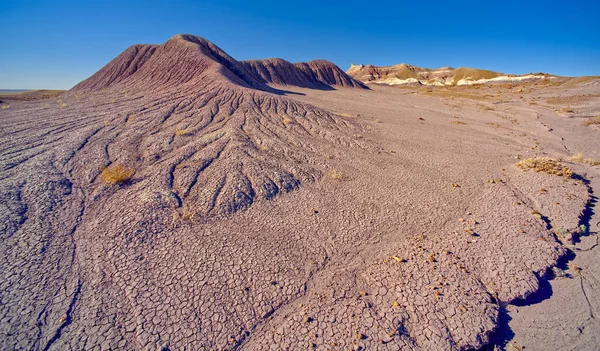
175;127;191;136
327;169;344;180
516;157;573;178
584;116;600;127
100;164;135;184
565;153;600;166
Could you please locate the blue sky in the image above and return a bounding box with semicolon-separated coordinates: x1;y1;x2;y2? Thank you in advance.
1;0;599;89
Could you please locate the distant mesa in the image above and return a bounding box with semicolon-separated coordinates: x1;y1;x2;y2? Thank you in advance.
346;62;557;87
72;34;366;93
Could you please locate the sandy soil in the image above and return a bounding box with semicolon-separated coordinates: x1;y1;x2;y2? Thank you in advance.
0;35;598;350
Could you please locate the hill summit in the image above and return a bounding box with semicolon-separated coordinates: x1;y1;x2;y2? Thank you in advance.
73;34;366;93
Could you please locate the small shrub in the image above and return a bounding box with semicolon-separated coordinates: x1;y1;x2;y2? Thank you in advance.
328;169;343;180
100;164;135;184
568;262;582;275
565;153;600;166
175;128;191;136
282;116;293;126
559;107;575;113
555;227;568;237
516;157;573;178
181;204;195;221
450;121;467;125
583;116;600;127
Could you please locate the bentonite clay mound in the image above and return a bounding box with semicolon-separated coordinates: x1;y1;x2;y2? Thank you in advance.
0;34;592;351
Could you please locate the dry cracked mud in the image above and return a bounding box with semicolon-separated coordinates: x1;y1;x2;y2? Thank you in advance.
1;35;599;350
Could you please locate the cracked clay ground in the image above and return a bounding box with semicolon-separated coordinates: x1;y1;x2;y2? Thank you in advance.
1;36;600;351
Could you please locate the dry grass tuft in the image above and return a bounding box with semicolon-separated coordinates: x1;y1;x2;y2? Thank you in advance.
583;116;600;127
565;153;600;166
181;204;195;221
327;169;343;180
175;127;191;136
516;157;573;178
559;107;575;114
100;164;135;184
450;120;467;125
568;262;582;276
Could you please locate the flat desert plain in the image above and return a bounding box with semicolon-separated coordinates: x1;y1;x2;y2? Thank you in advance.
1;35;599;350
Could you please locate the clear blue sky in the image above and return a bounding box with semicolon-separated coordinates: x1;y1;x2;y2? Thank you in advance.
1;0;599;89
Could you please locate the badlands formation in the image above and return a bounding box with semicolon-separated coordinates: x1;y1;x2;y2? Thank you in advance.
346;63;553;87
1;34;599;350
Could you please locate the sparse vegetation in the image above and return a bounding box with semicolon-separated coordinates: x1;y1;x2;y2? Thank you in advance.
565;153;600;166
175;127;191;136
450;120;466;125
420;87;499;101
327;169;343;180
584;116;600;127
555;227;568;238
559;107;575;114
516;157;573;178
282;116;293;125
0;89;65;101
181;204;195;221
568;262;582;275
100;164;135;184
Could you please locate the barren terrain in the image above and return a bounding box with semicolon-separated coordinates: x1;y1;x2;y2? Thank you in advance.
1;35;598;350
